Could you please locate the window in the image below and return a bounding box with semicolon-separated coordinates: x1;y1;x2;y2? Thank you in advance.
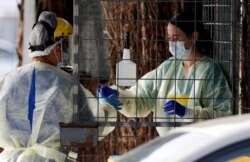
197;139;250;162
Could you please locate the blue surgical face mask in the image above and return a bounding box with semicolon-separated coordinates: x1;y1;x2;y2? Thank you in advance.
169;41;192;59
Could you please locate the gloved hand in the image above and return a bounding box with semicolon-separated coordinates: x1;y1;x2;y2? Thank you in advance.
98;86;122;110
163;100;186;117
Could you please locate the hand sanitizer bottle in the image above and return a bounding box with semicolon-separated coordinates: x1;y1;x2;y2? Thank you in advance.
116;32;137;86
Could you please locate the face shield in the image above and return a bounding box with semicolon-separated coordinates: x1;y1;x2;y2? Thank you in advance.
54;38;72;73
29;16;73;72
54;18;73;73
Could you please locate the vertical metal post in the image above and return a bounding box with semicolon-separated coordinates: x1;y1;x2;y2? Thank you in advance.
239;0;246;114
73;0;79;122
72;0;79;161
231;0;241;114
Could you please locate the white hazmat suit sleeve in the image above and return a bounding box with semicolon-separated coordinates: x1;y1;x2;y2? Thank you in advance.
80;85;117;141
114;61;168;118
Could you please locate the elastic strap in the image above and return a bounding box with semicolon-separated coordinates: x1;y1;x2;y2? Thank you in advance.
29;20;55;52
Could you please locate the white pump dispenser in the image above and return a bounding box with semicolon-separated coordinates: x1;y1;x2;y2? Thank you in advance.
116;32;137;86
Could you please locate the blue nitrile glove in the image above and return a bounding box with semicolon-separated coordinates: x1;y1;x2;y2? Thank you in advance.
163;100;186;117
98;86;123;110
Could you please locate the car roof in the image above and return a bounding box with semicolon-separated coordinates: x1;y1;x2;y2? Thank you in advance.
169;114;250;161
117;114;250;162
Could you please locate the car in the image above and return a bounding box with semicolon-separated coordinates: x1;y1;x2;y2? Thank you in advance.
117;114;250;162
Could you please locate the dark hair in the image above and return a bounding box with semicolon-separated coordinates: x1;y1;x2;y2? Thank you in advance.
169;12;213;57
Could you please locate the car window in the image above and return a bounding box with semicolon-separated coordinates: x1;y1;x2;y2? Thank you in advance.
197;139;250;162
118;132;213;162
117;132;185;162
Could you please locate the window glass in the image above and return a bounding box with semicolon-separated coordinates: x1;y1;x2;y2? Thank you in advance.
198;139;250;162
119;132;213;162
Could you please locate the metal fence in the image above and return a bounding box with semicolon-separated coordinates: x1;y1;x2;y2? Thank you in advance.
72;0;242;161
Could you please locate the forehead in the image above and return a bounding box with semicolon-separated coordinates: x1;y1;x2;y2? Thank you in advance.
167;23;186;37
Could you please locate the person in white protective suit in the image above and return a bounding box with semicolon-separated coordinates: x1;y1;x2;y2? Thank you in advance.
0;11;116;162
98;11;233;136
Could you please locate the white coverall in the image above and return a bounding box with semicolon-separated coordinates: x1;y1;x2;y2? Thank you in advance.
0;61;116;162
113;56;232;136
